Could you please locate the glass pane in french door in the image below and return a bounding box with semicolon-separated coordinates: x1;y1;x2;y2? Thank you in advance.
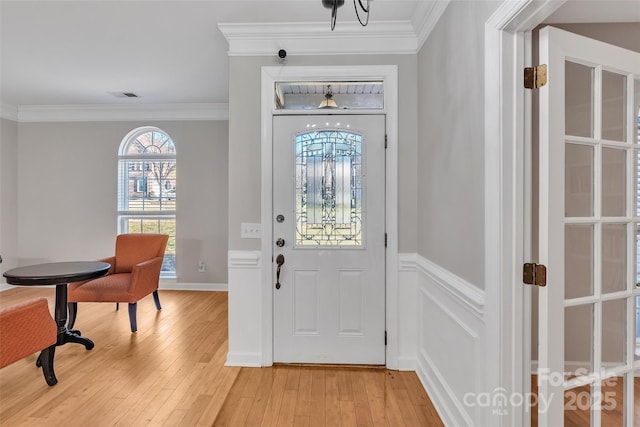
563;60;636;425
565;304;593;379
601;147;626;217
601;70;627;142
602;223;626;294
565;224;594;299
602;299;626;366
565;143;594;217
565;61;594;138
564;384;591;426
600;375;625;427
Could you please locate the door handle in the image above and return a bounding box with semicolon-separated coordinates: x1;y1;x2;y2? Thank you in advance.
275;254;285;290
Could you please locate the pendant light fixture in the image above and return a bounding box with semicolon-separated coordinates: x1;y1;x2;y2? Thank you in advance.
318;85;338;109
322;0;370;31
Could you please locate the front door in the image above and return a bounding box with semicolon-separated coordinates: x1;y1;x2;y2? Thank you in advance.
272;114;386;364
538;26;640;426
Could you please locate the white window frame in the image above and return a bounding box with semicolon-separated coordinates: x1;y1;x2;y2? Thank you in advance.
118;126;177;278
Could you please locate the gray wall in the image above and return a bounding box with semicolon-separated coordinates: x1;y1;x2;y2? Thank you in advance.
13;120;228;283
228;54;418;253
416;0;501;289
0;118;19;272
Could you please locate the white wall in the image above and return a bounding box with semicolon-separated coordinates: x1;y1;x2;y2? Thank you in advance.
0;118;19;273
14;120;228;283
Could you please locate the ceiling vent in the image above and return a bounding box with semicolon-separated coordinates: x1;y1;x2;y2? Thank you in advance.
108;91;140;98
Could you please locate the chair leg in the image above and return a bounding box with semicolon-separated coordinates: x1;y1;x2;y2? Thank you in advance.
67;302;77;330
152;290;162;310
40;345;58;386
128;303;138;333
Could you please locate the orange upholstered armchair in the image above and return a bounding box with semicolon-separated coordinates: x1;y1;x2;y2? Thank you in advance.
67;233;169;333
0;298;58;386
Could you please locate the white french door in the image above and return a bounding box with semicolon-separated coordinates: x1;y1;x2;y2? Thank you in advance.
538;26;640;426
272;114;386;364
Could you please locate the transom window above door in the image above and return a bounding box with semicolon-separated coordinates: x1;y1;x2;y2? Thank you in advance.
275;81;384;110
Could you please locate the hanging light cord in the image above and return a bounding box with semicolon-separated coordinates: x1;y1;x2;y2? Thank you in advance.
354;0;370;27
331;1;339;30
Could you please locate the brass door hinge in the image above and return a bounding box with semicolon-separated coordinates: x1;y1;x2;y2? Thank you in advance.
523;263;547;287
524;65;547;89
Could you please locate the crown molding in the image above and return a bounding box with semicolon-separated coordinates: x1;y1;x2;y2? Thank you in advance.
414;0;450;51
1;103;19;121
8;103;228;123
218;21;419;56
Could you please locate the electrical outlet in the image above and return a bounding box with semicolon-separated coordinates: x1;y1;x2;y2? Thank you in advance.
241;223;261;238
198;261;205;272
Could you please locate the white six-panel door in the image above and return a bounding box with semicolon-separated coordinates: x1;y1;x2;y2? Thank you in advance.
272;114;386;364
538;26;640;426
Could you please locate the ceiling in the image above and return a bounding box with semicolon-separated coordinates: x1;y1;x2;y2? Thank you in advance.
1;0;638;112
0;0;422;109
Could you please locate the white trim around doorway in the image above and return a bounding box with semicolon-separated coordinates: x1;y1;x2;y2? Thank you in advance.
260;65;399;368
484;1;567;426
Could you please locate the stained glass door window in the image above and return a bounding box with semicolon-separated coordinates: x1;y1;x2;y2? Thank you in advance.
295;130;363;247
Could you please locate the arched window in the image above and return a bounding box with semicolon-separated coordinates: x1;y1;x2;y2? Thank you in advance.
118;127;176;277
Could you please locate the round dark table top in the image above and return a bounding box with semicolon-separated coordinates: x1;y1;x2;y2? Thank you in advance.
3;261;110;286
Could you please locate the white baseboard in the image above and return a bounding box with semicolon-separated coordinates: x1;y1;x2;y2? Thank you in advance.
398;356;417;371
416;350;472;427
225;351;263;367
159;280;227;291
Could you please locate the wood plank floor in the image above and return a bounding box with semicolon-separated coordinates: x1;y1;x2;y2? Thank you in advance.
0;287;442;426
531;374;640;426
213;366;442;427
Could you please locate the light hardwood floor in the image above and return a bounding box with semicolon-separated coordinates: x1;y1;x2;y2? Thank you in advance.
531;374;640;426
0;287;442;426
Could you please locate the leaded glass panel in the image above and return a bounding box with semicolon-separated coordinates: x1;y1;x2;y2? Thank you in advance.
295;130;363;246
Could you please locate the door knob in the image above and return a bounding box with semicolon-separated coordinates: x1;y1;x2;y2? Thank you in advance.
275;254;285;289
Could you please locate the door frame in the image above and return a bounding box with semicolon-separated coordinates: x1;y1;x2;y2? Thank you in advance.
485;1;567;426
260;65;399;367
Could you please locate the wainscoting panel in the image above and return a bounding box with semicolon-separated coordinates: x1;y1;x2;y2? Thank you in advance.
226;250;263;367
400;253;486;426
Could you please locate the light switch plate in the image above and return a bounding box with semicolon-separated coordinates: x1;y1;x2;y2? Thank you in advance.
241;223;261;238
